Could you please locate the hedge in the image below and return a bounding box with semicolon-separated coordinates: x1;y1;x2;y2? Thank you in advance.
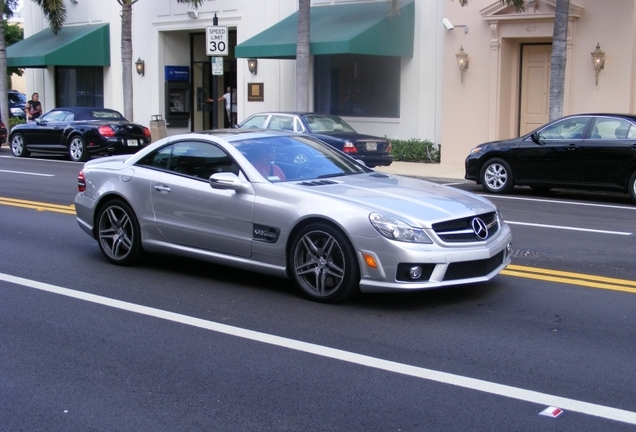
388;138;440;163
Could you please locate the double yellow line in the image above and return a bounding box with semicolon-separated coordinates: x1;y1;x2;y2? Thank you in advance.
1;196;635;295
503;264;636;294
0;197;76;215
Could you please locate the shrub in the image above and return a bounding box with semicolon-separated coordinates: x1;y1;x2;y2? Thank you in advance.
9;117;25;128
389;138;440;163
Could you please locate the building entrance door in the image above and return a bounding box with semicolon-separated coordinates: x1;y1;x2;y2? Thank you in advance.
192;60;212;131
519;44;552;135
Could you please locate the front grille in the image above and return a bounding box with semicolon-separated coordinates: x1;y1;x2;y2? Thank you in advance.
396;263;436;282
443;251;505;281
432;212;499;243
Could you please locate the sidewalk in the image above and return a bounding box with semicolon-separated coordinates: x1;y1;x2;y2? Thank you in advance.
374;161;466;181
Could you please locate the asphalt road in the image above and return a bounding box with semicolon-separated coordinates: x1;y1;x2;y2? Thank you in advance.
1;150;635;431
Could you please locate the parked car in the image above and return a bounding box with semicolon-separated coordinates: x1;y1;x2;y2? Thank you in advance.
0;117;7;142
465;114;636;203
75;129;512;303
9;107;152;162
8;90;26;119
236;112;393;167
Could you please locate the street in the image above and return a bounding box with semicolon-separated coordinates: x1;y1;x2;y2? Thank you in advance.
1;150;635;431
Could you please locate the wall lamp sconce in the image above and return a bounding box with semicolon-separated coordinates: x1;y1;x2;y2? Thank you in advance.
187;9;199;19
247;58;258;75
135;57;145;76
456;46;469;83
591;43;605;85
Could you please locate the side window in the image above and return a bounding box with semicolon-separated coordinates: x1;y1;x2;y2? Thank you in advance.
590;118;634;140
539;117;589;140
137;141;239;178
241;115;268;129
41;110;70;122
268;115;295;131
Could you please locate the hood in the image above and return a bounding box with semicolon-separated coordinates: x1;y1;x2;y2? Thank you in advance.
83;154;132;169
287;172;496;228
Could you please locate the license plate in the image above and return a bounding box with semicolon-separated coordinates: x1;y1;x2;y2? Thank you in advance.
127;139;138;147
365;142;377;151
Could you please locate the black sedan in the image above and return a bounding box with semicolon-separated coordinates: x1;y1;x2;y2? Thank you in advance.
237;112;393;167
9;107;152;162
465;113;636;204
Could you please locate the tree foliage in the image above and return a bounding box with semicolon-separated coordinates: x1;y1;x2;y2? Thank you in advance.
30;0;66;34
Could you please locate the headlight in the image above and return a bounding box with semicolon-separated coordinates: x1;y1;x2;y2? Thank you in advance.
369;212;433;244
469;146;484;155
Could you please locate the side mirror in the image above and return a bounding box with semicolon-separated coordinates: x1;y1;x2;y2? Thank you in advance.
530;132;544;146
209;172;243;191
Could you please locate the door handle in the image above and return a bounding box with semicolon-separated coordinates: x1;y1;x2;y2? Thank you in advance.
154;184;171;193
567;143;578;151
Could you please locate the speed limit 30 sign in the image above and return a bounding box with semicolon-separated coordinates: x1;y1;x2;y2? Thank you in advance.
207;26;228;56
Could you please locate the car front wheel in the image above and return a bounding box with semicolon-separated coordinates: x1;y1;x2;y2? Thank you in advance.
480;158;515;194
10;133;30;157
69;135;89;162
628;172;636;204
96;200;144;266
289;223;360;303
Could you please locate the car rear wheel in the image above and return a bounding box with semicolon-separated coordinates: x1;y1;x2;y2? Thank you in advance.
628;172;636;204
10;133;30;157
69;135;89;162
96;199;144;266
480;158;515;194
289;223;360;303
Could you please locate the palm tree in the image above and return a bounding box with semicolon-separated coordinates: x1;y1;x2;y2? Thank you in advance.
296;0;310;111
0;0;22;138
118;0;139;121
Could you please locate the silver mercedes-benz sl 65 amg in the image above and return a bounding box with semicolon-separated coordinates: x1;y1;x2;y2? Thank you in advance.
75;129;512;303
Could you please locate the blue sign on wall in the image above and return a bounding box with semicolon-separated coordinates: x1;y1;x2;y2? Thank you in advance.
165;66;190;82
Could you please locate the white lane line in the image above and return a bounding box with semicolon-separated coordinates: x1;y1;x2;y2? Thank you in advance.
482;194;636;211
506;221;632;236
2;271;635;426
0;169;54;177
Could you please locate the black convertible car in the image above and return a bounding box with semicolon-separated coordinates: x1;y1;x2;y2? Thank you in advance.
9;107;152;162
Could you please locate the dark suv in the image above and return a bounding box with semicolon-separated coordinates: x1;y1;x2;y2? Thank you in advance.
8;90;26;119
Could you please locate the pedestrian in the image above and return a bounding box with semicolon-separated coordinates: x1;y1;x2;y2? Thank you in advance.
205;87;232;128
25;93;42;123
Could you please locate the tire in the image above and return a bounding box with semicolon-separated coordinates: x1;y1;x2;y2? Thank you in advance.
96;199;144;266
10;133;30;157
480;158;515;194
68;135;89;162
289;223;360;303
628;172;636;204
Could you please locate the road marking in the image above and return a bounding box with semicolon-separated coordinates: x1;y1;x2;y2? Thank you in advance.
506;221;632;236
502;265;636;294
0;197;75;215
482;194;636;211
1;271;635;425
0;169;54;177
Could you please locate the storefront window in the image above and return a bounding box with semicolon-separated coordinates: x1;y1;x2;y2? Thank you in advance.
55;67;104;108
314;54;400;118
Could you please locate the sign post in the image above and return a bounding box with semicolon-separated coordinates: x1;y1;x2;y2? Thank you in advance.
207;24;228;128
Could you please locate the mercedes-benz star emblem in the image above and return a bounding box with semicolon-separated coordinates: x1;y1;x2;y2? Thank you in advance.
471;217;489;240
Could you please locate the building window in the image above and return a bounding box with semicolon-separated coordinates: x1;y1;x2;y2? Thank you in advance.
55;67;104;108
314;54;400;118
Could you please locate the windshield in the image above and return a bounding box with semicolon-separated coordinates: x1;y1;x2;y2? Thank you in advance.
303;114;356;133
232;135;371;182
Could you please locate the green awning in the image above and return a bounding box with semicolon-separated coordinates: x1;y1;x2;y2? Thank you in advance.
7;23;110;68
235;0;414;59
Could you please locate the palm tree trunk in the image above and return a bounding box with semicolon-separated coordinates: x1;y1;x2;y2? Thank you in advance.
548;0;569;121
120;0;135;120
296;0;310;112
0;9;9;139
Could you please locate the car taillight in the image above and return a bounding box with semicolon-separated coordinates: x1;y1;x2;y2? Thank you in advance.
98;125;116;138
78;170;86;192
343;141;357;154
143;126;151;140
386;143;392;153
